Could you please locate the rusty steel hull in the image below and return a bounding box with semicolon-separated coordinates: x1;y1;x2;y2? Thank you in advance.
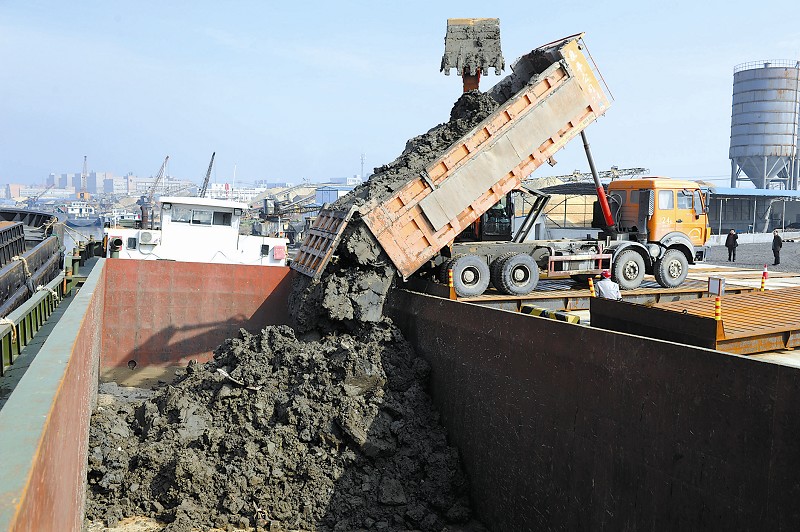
101;260;293;368
592;287;800;355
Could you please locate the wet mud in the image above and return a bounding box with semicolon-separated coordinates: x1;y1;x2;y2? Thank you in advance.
86;323;483;532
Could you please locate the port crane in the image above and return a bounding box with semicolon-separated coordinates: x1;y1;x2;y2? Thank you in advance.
537;166;650;183
26;184;55;208
199;152;216;198
139;155;170;229
77;156;90;201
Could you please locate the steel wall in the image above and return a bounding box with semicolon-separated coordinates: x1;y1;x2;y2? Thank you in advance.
101;260;293;368
386;290;800;531
0;260;104;531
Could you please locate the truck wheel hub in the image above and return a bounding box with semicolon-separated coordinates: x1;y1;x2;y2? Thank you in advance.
462;268;478;285
512;267;530;283
668;260;682;277
623;262;639;279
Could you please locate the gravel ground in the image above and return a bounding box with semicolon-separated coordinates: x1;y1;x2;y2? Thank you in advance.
703;239;800;273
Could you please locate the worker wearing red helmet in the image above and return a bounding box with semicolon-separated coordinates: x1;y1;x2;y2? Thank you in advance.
595;270;622;300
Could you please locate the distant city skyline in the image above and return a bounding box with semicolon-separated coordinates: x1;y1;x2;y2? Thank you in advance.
2;1;799;186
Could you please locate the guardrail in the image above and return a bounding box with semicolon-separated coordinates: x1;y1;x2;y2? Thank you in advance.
0;272;70;376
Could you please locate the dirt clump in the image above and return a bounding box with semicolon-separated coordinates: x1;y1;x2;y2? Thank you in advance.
86;322;482;532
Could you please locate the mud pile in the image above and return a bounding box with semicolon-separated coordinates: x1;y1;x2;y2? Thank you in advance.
289;91;500;331
86;322;481;532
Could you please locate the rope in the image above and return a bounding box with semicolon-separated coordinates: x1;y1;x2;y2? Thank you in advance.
11;256;31;279
0;318;17;343
36;285;61;301
61;223;93;242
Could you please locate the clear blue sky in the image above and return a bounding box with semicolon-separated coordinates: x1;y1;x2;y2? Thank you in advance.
1;0;798;186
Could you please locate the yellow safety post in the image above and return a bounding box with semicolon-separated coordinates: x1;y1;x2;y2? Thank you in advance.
448;268;457;300
714;296;721;321
761;264;768;292
588;276;596;297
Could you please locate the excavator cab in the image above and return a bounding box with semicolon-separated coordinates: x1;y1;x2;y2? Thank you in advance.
456;193;514;242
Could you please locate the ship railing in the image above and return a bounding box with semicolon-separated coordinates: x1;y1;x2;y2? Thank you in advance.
0;273;69;377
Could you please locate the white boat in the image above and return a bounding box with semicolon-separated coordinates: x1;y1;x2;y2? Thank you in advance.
101;209;140;227
65;201;100;227
103;196;288;266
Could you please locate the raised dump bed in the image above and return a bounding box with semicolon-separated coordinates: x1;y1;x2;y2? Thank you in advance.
293;33;611;281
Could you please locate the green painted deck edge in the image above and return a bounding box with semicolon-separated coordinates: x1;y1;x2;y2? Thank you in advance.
0;261;103;527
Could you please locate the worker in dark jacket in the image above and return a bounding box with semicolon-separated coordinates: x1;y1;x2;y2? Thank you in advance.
772;229;783;265
725;229;738;262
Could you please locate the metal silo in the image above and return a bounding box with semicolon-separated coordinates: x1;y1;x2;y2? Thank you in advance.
729;60;800;189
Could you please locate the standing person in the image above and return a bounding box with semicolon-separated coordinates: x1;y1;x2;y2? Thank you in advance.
725;229;738;262
595;270;622;300
772;229;783;266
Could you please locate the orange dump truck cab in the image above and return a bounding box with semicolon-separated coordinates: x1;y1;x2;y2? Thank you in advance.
606;177;710;248
590;177;710;289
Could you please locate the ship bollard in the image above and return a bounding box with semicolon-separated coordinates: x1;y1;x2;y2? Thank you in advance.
78;241;87;266
588;276;596;297
71;248;80;277
65;266;73;297
714;296;721;321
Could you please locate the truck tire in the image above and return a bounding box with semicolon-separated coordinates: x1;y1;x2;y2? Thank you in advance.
612;249;645;290
490;252;516;290
437;255;464;285
497;253;539;295
654;249;688;288
451;254;490;297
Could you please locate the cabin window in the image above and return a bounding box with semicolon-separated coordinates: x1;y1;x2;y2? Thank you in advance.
260;244;270;256
213;212;232;226
629;190;639;205
192;210;213;225
172;206;192;223
127;237;137;249
677;190;693;210
658;190;674;209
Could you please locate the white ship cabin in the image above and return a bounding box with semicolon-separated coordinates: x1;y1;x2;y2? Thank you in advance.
67;201;97;217
104;196;288;266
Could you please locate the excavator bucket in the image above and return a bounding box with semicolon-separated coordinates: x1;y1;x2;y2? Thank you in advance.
440;18;504;91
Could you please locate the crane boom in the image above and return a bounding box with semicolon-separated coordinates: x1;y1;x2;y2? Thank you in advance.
199;152;215;198
536;167;650;183
78;155;89;200
148;156;170;204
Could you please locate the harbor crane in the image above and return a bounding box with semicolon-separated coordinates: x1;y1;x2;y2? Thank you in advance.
537;166;650;183
139;155;170;229
26;184;54;208
78;155;90;201
199;152;216;198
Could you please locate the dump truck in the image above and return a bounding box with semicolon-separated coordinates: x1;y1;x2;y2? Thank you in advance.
291;33;710;297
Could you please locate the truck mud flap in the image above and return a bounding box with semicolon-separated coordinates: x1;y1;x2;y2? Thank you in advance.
290;206;357;280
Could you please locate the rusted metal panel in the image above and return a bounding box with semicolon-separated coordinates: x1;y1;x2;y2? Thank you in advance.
385;289;800;530
591;297;719;349
591;287;800;355
654;287;800;355
0;260;103;531
102;260;293;368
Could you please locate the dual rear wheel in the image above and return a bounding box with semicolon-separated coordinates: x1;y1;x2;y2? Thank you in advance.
440;253;539;297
